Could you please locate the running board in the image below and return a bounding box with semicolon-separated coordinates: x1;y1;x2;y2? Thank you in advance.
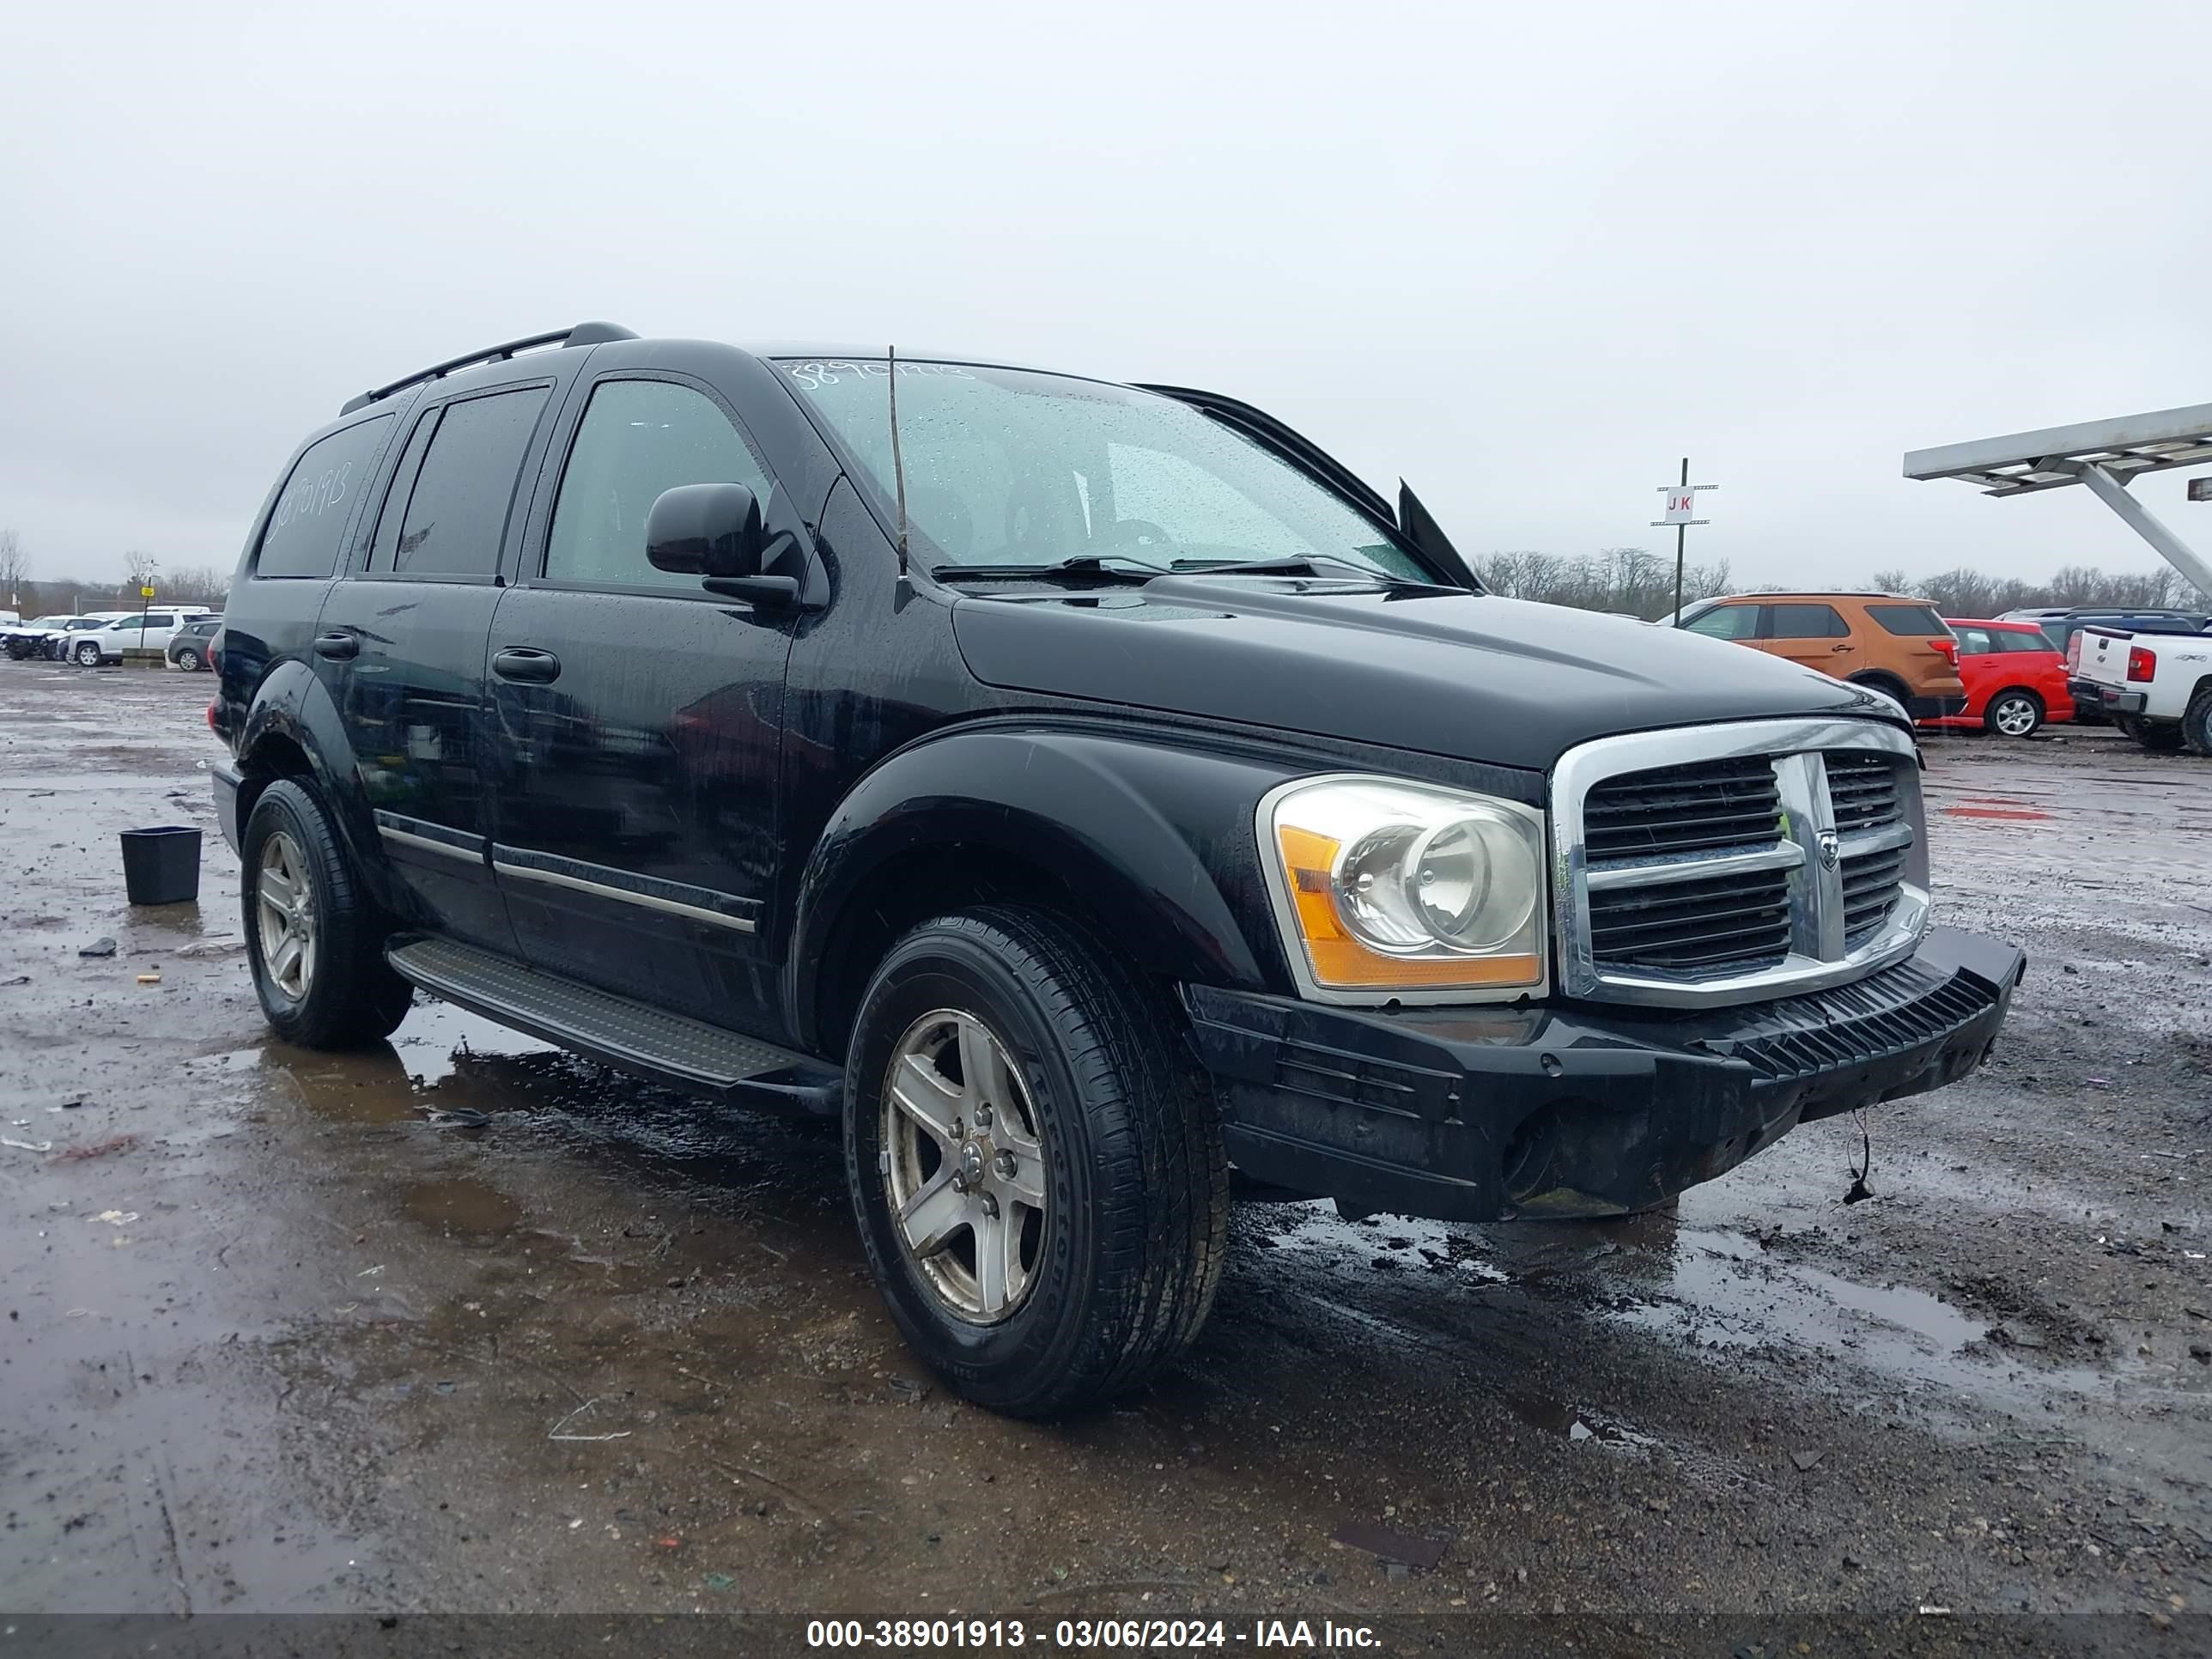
386;936;840;1115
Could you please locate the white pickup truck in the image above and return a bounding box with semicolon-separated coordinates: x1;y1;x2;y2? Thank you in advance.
2069;624;2212;755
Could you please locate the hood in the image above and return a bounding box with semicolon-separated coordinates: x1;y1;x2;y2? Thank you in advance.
951;578;1899;773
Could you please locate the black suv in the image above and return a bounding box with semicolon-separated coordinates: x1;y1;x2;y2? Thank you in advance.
211;324;2024;1416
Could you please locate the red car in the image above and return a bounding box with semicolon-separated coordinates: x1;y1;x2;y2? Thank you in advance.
1920;618;2074;738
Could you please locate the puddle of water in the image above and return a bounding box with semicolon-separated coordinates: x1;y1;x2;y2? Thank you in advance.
1503;1390;1660;1450
1266;1202;1511;1283
400;1176;522;1237
390;999;554;1085
1612;1227;1989;1359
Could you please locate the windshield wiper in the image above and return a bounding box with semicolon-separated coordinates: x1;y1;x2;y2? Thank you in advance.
1169;554;1443;587
927;554;1174;582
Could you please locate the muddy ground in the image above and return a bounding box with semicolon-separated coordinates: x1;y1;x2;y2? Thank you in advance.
1;665;2206;1650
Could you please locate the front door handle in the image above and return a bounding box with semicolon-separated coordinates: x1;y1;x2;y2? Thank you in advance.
492;647;562;684
313;630;360;661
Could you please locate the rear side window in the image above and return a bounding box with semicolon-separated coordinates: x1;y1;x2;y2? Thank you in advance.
1683;604;1758;641
374;387;550;580
544;380;772;589
1989;627;2045;654
1765;603;1849;640
1950;626;1993;655
1866;603;1947;636
256;415;392;579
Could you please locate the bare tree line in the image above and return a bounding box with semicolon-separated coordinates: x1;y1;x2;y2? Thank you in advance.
1473;547;1735;618
1471;545;2207;623
1863;563;2206;617
0;530;230;616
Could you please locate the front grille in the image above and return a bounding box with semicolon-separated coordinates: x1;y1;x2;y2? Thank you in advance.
1840;843;1908;948
1824;750;1902;834
1589;866;1790;973
1559;724;1927;1004
1582;757;1780;860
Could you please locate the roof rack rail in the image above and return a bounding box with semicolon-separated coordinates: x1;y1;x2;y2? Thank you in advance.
339;321;639;416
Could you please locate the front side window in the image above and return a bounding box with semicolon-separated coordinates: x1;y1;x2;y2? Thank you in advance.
1949;626;1993;655
1987;627;2041;654
256;415;392;579
1683;603;1759;640
780;359;1424;580
545;380;773;589
376;387;550;580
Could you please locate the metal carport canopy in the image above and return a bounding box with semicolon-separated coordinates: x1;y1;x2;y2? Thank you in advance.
1903;403;2212;599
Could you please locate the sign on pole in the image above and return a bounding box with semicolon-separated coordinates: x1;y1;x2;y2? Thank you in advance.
141;585;156;599
1650;462;1718;623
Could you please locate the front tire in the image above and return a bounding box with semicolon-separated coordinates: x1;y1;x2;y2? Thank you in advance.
241;780;414;1048
844;907;1228;1418
1983;689;2042;738
74;641;102;667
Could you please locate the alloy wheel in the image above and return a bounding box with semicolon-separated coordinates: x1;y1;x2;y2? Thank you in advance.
880;1008;1048;1323
1991;695;2038;738
255;831;317;1002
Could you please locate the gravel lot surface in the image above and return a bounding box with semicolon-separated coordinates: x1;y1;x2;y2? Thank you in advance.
2;665;2205;1654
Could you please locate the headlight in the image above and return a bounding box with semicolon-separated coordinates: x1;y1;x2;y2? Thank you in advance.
1258;776;1548;1000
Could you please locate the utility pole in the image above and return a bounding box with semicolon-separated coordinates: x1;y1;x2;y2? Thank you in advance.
1652;460;1717;623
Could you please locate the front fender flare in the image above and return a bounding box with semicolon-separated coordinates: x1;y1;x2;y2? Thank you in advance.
788;726;1296;1050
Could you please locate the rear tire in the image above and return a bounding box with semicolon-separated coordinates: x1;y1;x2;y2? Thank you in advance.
2183;690;2212;758
2136;721;2185;754
844;906;1228;1418
175;647;202;672
1983;689;2042;738
1849;672;1911;711
241;779;414;1048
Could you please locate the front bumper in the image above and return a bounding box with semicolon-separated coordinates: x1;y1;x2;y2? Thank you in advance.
1184;925;2024;1223
2069;677;2145;717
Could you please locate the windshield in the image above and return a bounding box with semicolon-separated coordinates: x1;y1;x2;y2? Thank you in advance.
780;359;1425;580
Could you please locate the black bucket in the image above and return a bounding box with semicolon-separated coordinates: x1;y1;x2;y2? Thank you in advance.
120;825;203;905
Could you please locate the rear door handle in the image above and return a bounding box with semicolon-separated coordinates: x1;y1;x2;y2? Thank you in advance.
313;630;360;661
1830;643;1856;653
492;647;562;684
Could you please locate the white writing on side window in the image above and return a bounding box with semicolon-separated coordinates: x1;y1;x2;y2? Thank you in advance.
273;460;354;531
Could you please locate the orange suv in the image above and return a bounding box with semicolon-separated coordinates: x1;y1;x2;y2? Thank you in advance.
1672;592;1966;719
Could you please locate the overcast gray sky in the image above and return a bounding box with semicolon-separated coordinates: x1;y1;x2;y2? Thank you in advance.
4;2;2209;593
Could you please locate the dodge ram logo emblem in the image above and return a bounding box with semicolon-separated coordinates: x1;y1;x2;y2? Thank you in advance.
1818;830;1840;872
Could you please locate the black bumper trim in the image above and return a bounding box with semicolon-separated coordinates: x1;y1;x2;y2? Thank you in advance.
2068;677;2146;716
1183;926;2024;1223
211;760;244;857
1903;692;1967;719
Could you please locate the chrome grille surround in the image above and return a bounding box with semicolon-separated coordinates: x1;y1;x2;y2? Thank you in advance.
1552;718;1929;1008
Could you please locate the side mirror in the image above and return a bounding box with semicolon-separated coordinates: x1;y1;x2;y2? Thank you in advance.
646;483;764;579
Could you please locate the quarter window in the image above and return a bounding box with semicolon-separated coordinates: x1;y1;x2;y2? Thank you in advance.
1865;602;1948;636
545;380;773;589
256;415;393;579
376;387;550;580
